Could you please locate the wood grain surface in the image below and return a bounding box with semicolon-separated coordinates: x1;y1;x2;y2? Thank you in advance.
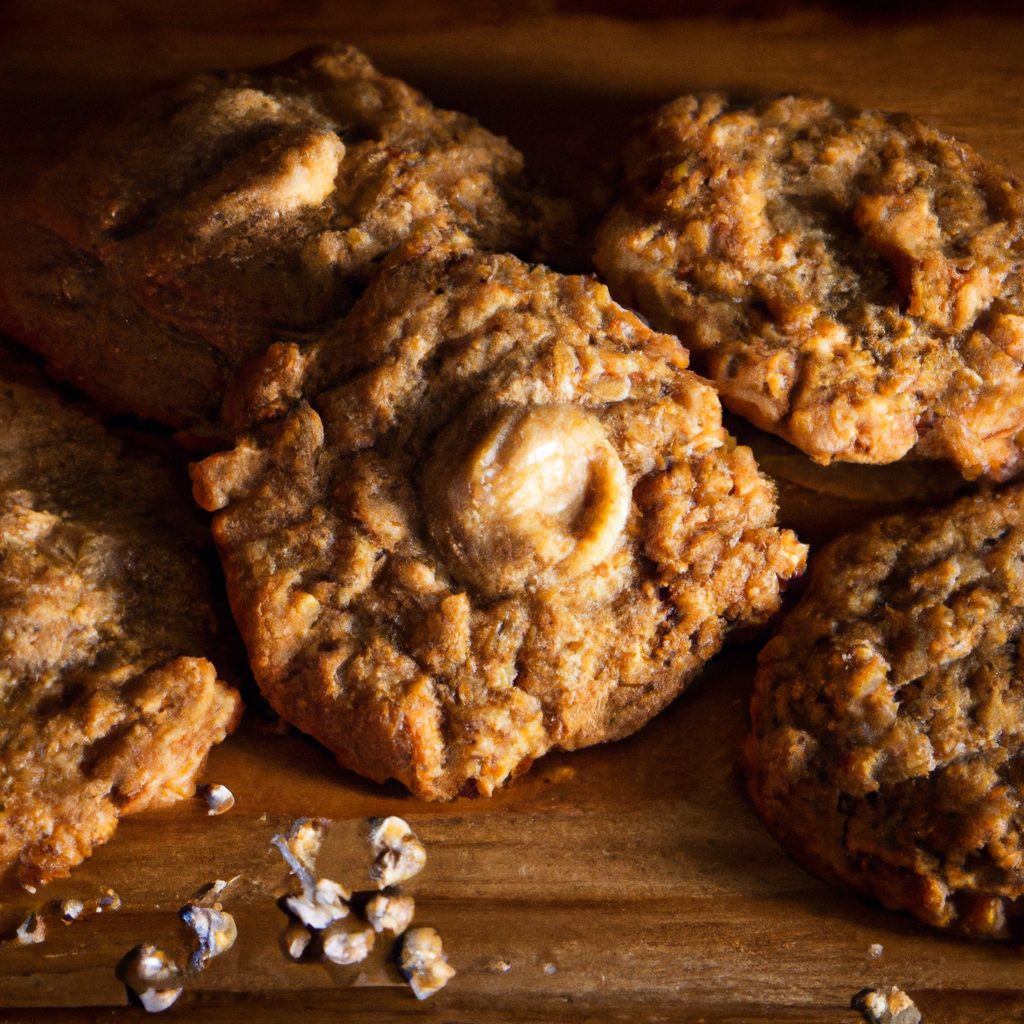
3;4;1024;1022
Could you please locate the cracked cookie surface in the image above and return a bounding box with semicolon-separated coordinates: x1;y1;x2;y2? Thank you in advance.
595;94;1024;481
0;343;241;889
748;483;1024;937
0;45;562;431
192;247;806;800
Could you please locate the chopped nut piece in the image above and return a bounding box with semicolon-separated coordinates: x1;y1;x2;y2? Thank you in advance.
869;943;884;959
179;904;238;970
197;783;235;815
365;893;415;935
138;990;183;1014
119;944;183;1014
282;920;311;960
368;817;426;888
322;921;375;965
97;889;122;912
60;899;84;922
285;877;351;929
271;818;326;893
484;958;511;974
399;927;456;1000
852;986;922;1024
15;911;45;944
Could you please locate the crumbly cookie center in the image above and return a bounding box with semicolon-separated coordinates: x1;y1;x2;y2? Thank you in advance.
430;404;630;596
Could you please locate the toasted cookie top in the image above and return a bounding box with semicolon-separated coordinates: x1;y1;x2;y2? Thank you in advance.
192;248;806;800
2;45;563;429
0;343;240;888
749;483;1024;937
595;94;1024;481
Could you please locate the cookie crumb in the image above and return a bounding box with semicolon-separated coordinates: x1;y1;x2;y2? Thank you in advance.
852;986;922;1024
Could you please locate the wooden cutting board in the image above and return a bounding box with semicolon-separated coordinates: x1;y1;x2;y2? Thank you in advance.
3;5;1024;1021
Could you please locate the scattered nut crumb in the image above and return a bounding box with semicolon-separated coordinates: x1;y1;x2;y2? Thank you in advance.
544;962;557;975
179;904;237;970
60;899;85;923
285;878;351;929
189;878;236;908
869;943;884;958
322;921;376;965
399;927;456;1000
852;985;922;1024
272;818;326;893
368;817;426;888
197;783;235;815
97;889;122;912
282;920;311;960
15;912;45;945
484;958;511;974
365;893;415;935
119;944;183;1014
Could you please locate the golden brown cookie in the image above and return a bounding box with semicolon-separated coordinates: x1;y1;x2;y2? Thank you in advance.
0;341;241;889
191;247;806;800
0;45;563;432
595;94;1024;481
748;483;1024;938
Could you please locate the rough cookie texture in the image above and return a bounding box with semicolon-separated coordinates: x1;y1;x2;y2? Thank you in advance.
0;342;241;888
192;247;806;800
749;483;1024;937
0;45;562;430
595;94;1024;481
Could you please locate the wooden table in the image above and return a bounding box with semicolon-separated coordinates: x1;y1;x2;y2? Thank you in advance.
3;4;1024;1020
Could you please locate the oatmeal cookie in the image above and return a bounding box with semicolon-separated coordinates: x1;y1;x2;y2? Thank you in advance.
748;483;1024;937
191;246;806;800
595;94;1024;481
0;341;241;889
0;45;563;431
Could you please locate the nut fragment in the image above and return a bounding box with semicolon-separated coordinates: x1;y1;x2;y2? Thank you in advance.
271;818;326;892
282;920;311;960
852;986;922;1024
365;893;415;935
14;911;45;945
197;783;235;815
321;921;376;965
97;889;122;912
368;817;426;888
179;904;238;970
60;899;85;922
119;944;183;1014
285;878;351;929
399;927;456;1000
